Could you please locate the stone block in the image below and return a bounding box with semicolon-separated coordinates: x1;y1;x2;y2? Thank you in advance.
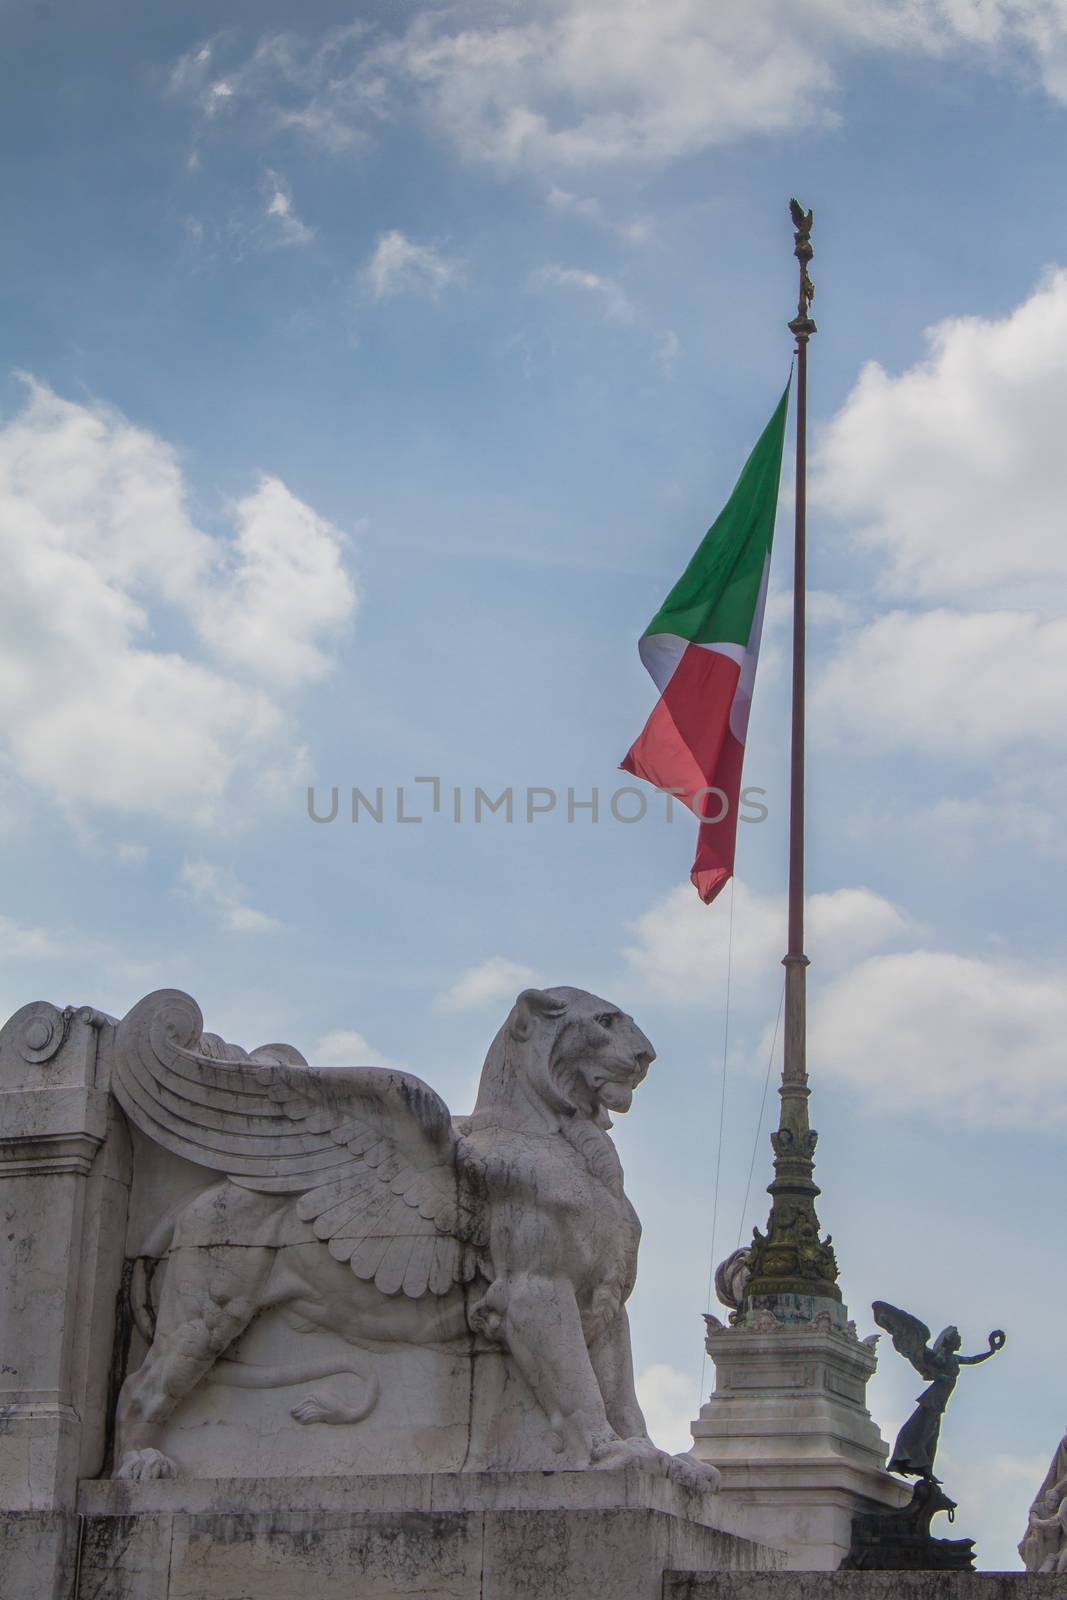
0;1511;78;1600
55;1471;780;1600
166;1510;484;1600
77;1512;177;1600
664;1574;1067;1598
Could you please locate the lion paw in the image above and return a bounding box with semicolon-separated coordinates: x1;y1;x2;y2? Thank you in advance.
667;1453;721;1492
591;1436;669;1475
115;1448;178;1481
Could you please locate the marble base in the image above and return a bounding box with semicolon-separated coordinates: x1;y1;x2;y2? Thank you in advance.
0;1470;782;1600
0;1512;79;1600
691;1323;909;1571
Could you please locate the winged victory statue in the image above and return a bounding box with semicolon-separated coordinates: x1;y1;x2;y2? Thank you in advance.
873;1300;1006;1482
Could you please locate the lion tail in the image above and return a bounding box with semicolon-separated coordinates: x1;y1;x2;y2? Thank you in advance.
213;1354;379;1406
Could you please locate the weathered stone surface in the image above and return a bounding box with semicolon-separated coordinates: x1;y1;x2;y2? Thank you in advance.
665;1575;1067;1598
2;1471;780;1600
166;1510;482;1600
0;1511;78;1600
75;1465;757;1524
479;1508;759;1600
78;1511;178;1600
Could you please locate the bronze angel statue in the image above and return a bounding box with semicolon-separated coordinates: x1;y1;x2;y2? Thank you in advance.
874;1301;1006;1481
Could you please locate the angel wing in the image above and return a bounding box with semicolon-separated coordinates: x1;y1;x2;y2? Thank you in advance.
789;197;813;232
872;1300;938;1380
112;989;485;1301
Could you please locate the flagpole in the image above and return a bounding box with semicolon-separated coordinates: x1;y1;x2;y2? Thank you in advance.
784;200;813;1132
740;200;841;1319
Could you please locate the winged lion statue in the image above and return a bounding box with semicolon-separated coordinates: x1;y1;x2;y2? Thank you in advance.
110;984;717;1490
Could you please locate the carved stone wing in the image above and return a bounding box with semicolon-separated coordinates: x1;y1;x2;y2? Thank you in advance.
872;1300;937;1380
113;989;484;1299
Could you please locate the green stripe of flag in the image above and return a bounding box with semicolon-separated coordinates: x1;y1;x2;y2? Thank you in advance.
643;382;790;648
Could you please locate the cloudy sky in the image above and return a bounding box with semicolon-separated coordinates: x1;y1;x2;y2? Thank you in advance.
4;0;1066;1567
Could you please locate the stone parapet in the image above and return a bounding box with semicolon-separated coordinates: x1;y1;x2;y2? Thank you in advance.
2;1470;782;1600
665;1574;1067;1598
76;1466;766;1521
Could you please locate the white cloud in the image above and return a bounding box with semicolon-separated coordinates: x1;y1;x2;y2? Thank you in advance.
362;230;463;301
812;608;1067;758
199;476;356;686
262;169;315;247
546;186;605;223
630;878;1067;1132
922;782;1067;860
114;842;149;866
635;1362;697;1454
183;173;316;261
814;270;1067;607
766;585;858;634
811;948;1067;1130
0;914;59;959
810;273;1067;770
178;859;282;933
171;7;1067;177
169;25;381;153
0;379;358;825
654;329;681;377
624;880;914;1006
437;955;544;1014
310;1028;400;1069
545;186;649;241
205;79;235;113
385;1;838;170
528;264;635;323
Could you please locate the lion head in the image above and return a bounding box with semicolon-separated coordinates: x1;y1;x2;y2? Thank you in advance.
473;987;655;1129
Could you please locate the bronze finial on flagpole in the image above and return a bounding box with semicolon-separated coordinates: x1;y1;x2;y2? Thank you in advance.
742;200;840;1316
789;198;816;338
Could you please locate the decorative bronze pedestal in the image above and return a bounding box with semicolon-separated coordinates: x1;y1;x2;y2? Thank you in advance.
841;1478;976;1571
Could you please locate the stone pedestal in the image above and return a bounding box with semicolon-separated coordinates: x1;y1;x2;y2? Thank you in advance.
0;1469;782;1600
691;1322;909;1571
0;1002;130;1512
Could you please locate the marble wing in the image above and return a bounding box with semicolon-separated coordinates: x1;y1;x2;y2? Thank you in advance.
872;1300;938;1380
113;989;484;1299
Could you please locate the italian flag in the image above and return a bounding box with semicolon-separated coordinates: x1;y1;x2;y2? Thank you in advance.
621;385;789;904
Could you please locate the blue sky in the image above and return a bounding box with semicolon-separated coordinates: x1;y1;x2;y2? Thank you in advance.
4;0;1067;1567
